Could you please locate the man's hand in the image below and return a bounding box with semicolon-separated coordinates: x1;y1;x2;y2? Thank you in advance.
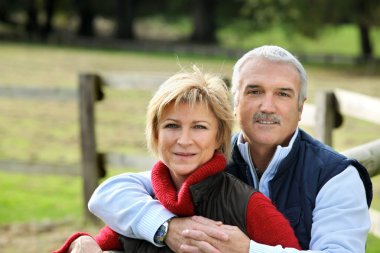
165;216;229;253
179;216;250;253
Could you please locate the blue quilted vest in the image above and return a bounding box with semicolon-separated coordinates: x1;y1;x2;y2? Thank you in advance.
225;129;373;249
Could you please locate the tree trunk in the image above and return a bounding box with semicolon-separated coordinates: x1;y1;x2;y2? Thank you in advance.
358;23;373;61
356;0;373;61
115;0;136;39
191;0;216;43
26;0;39;38
0;1;10;23
76;0;95;37
41;0;55;39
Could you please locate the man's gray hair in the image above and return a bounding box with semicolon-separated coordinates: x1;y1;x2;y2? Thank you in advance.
231;45;307;109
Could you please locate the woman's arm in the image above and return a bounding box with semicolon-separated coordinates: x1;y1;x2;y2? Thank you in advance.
88;171;176;244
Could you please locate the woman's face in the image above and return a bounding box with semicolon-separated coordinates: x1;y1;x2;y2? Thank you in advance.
157;102;220;188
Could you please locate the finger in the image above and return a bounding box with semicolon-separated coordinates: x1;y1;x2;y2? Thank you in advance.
186;225;229;241
181;240;222;253
219;224;236;230
191;216;223;226
182;228;228;243
181;242;221;253
179;244;201;253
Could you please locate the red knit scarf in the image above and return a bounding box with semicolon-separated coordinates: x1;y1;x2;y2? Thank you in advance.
151;153;226;216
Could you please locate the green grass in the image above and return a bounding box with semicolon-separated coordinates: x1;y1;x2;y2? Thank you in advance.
367;233;380;253
0;171;82;224
0;167;133;225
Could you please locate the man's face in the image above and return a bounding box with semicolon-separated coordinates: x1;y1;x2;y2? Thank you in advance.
235;57;305;148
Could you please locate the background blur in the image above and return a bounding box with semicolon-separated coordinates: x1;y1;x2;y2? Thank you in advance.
0;0;379;252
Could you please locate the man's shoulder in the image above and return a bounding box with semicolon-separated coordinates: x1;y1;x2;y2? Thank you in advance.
298;129;346;161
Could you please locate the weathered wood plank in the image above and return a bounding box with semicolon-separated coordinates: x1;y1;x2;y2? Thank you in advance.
300;103;316;127
78;73;102;221
315;91;336;146
99;72;171;90
0;86;77;100
370;209;380;238
342;139;380;177
335;88;380;125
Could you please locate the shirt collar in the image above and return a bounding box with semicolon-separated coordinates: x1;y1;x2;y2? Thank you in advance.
237;128;299;172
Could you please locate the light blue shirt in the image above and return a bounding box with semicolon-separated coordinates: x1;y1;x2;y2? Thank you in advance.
88;129;370;253
237;128;299;197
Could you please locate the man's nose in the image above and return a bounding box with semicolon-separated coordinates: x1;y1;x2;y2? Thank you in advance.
260;94;276;113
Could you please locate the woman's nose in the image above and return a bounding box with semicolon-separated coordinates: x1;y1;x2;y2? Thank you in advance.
177;129;193;145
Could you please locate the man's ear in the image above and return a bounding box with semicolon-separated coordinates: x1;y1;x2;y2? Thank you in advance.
298;98;307;121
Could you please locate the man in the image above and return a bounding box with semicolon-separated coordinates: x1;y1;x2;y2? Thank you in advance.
88;45;372;253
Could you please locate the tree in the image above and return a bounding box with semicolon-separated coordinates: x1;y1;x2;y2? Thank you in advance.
41;0;56;39
241;0;380;60
26;0;39;38
75;0;95;37
191;0;217;43
115;0;137;39
354;0;376;60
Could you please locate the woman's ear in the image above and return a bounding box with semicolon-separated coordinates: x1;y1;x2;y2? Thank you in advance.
215;136;223;153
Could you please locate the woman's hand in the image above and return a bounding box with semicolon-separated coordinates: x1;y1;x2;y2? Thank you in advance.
165;216;229;253
179;216;250;253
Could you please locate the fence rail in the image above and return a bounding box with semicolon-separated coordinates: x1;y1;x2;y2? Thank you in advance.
0;86;77;100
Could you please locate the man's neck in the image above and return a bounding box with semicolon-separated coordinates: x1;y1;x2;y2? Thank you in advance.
250;145;277;174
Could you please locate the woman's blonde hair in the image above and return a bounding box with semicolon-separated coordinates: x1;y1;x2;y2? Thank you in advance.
146;65;233;158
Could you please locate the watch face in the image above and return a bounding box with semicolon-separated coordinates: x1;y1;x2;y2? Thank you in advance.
154;221;169;244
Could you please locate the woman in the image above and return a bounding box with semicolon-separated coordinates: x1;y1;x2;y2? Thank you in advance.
54;66;301;253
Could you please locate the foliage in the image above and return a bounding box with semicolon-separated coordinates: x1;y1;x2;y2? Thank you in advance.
1;0;379;56
240;0;380;35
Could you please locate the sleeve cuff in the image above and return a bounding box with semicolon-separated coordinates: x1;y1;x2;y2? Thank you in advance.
249;240;285;253
135;208;176;246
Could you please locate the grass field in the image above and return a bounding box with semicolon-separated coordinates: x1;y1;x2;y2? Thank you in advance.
0;40;379;250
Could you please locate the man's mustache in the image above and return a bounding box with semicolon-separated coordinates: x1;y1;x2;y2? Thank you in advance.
253;112;281;124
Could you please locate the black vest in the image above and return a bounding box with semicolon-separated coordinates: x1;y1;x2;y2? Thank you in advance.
225;129;373;249
119;172;256;252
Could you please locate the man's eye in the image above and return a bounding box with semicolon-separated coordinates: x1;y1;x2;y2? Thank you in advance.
278;92;291;97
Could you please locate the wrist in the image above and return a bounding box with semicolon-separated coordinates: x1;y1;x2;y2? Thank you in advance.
154;218;172;246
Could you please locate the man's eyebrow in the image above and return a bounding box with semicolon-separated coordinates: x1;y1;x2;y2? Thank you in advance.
279;87;295;94
245;84;260;89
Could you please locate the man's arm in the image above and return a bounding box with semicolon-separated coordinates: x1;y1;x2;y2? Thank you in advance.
180;166;371;253
88;171;175;244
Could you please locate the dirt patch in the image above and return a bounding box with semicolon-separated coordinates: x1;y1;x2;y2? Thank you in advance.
0;219;102;253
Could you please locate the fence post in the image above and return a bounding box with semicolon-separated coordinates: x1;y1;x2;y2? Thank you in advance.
79;73;104;222
315;91;336;146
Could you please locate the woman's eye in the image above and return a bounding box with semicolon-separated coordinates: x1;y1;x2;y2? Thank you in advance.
164;123;178;129
248;90;261;95
194;125;207;129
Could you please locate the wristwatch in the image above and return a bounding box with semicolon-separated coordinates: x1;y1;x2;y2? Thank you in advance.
154;219;171;246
